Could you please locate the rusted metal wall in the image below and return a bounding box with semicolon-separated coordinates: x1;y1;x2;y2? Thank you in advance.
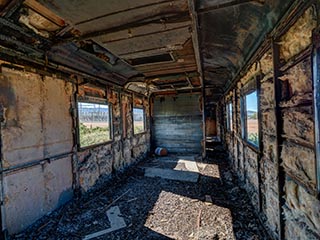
220;5;320;240
152;93;202;154
0;68;74;234
0;67;151;234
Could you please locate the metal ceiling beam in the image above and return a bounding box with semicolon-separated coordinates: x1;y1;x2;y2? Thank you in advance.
144;66;197;77
152;86;202;95
146;71;199;81
101;25;190;44
74;0;175;26
155;80;189;87
197;0;265;14
142;64;197;73
188;0;206;158
118;45;184;58
63;12;190;42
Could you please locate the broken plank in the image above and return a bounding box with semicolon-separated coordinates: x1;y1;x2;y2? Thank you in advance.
144;167;199;183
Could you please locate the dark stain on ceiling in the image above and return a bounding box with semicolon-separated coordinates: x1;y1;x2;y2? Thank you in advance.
197;0;293;102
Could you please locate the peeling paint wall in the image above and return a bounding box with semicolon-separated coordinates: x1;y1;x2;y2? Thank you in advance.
0;68;74;234
259;50;280;237
279;6;319;240
0;67;150;234
225;61;262;217
77;91;151;192
220;6;320;240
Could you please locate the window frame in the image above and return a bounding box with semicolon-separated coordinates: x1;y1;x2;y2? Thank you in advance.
76;96;113;150
240;79;260;150
226;101;233;132
132;107;146;135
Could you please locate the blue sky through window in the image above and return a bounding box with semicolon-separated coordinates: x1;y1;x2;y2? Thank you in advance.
246;91;258;112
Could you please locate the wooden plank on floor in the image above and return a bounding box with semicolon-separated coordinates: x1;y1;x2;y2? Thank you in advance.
144;167;199;183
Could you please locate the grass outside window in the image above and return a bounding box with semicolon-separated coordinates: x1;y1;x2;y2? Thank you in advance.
133;108;145;134
78;102;112;148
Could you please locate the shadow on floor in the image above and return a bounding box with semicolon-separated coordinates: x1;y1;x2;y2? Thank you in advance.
14;145;269;240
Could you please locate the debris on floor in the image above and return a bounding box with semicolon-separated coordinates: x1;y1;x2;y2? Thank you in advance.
13;148;270;240
155;147;168;156
174;156;199;172
83;206;127;240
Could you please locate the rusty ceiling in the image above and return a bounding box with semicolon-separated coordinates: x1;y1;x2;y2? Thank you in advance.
0;0;293;99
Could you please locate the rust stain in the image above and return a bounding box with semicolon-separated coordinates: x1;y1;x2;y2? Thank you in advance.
0;75;16;108
107;89;118;104
80;86;106;99
133;97;143;107
122;100;128;138
3;196;9;205
2;158;11;168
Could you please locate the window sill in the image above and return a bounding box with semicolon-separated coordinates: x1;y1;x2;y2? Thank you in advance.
78;140;114;152
242;139;260;154
134;131;148;137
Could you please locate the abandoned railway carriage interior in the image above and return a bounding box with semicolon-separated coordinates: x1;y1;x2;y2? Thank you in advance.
0;0;320;239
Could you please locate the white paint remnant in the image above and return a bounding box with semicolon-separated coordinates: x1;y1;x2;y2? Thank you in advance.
176;158;199;173
144;167;199;183
83;206;126;240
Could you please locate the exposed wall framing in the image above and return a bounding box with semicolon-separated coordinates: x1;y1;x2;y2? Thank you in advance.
0;65;151;234
219;3;320;239
313;29;320;197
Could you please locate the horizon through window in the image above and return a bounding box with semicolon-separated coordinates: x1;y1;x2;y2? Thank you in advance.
78;102;111;147
245;91;259;146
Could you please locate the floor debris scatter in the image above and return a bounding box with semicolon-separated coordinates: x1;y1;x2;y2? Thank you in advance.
83;206;127;240
13;147;270;240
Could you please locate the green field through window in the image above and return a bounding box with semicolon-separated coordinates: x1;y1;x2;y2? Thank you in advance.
133;108;145;134
78;102;111;147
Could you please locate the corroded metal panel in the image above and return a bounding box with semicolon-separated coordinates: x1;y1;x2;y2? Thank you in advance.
1;68;45;167
1;68;73;168
37;0;188;33
199;0;293;103
0;68;74;234
3;157;73;234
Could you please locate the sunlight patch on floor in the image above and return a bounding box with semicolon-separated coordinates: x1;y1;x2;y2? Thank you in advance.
145;190;234;240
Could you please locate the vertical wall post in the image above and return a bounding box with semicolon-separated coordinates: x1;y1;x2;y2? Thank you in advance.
312;3;320;200
272;40;286;240
0;66;7;239
312;28;320;198
0;106;4;239
202;83;207;159
256;75;263;213
188;0;206;158
234;88;240;170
